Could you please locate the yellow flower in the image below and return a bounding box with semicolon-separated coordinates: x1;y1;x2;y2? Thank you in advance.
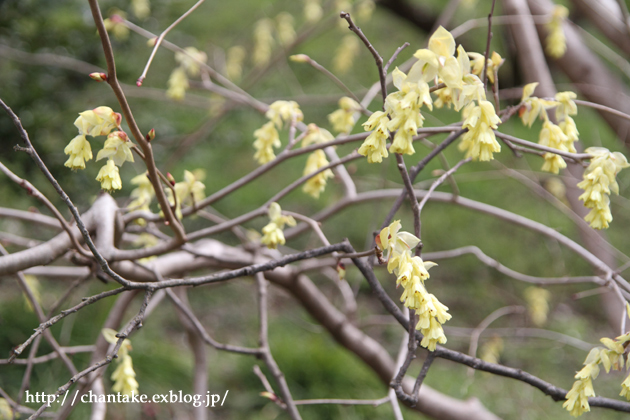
131;0;150;19
480;336;504;364
546;5;569;58
96;131;134;166
74;106;121;137
539;120;569;174
96;159;123;191
253;18;274;66
304;0;323;23
226;45;246;81
103;11;129;41
420;316;448;351
303;151;333;197
260;202;296;249
302;123;334;147
555;91;578;120
459;100;502;161
275;12;296;46
0;398;12;420
359;111;390;163
266;100;303;128
578;147;629;229
621;374;630;400
64;134;93;170
333;35;360;74
175;169;206;206
524;287;551;326
128;173;154;212
377;220;421;261
167;67;188;101
111;354;139;396
328;97;360;133
253;121;281;164
468;51;504;84
175;47;207;77
563;378;594;417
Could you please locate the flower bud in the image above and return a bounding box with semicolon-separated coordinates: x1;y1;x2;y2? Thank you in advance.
289;54;310;63
89;72;108;82
167;172;176;186
146;128;155;141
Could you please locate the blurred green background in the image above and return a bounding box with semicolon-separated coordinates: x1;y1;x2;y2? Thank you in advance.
1;0;630;418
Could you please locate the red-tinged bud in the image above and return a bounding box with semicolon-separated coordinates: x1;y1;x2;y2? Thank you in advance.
147;38;157;47
136;76;145;87
259;392;278;402
375;234;382;249
110;14;123;23
146;128;156;142
164;221;170;226
336;262;346;281
89;72;108;82
167;172;176;186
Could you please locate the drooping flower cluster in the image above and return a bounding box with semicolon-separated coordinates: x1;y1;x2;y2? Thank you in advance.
164;170;207;219
546;5;569;58
260;202;296;249
458;100;502;161
102;328;138;396
63;106;135;191
333;35;360;74
328;97;361;134
128;173;154;214
519;83;580;174
468;51;505;84
578;147;629;229
167;47;207;101
564;325;630;417
524;286;551;326
358;26;494;163
253;101;304;164
376;221;451;351
301;124;335;199
226;45;246;81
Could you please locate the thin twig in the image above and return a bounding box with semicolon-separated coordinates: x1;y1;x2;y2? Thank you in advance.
137;0;206;85
482;0;498;87
384;42;410;74
395;154;422;251
417;157;471;214
340;12;387;106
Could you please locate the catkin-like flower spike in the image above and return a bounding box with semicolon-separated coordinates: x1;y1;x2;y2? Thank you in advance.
226;46;246;81
359;111;390;163
459;100;502;161
302;123;333;147
578;147;630;229
96;131;134;166
64;135;93;170
304;0;323;23
524;287;551;326
333;35;360;74
275;12;296;46
253;121;281;164
546;5;569;58
128;173;154;214
519;83;559;127
303;150;334;199
539;120;569;174
253;18;274;67
469;51;504;84
167;67;189;101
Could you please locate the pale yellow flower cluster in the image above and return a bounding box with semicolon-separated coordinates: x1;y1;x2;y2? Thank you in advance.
276;12;296;46
480;336;504;364
564;330;630;416
226;46;246;81
578;147;629;229
128;173;154;214
103;10;129;41
333;35;360;74
304;0;323;23
546;5;569;58
102;328;138;396
131;0;150;19
64;106;132;191
520;83;579;174
260;202;296;249
163;170;207;219
459;100;502;161
328;97;360;134
524;287;551;326
377;221;451;351
359;27;495;163
468;51;504;84
302;124;334;199
167;47;207;101
253;101;304;164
